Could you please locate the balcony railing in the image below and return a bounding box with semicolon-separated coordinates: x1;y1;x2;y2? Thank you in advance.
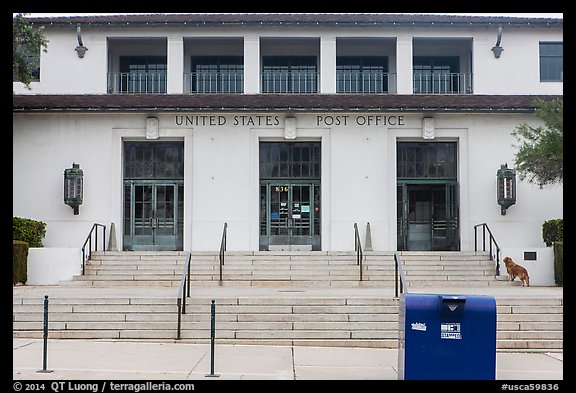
108;72;167;94
413;72;473;94
261;71;318;93
337;72;397;94
184;72;243;93
106;70;473;95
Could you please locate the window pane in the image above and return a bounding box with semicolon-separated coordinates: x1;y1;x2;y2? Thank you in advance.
397;142;457;179
191;56;243;93
540;43;563;82
260;142;321;179
262;56;317;93
124;142;184;179
337;56;388;93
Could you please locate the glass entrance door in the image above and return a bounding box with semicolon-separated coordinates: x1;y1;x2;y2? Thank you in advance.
260;182;320;251
124;181;183;251
259;141;321;251
397;183;459;251
123;141;184;251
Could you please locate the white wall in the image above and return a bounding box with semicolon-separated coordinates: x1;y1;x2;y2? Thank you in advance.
501;247;555;286
27;248;81;285
13;25;562;96
463;113;563;248
14;28;108;94
13;111;562;253
472;28;563;95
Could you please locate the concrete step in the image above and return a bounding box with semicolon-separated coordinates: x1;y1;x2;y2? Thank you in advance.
12;295;562;351
75;250;498;288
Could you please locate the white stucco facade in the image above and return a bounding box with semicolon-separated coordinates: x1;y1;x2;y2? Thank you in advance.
13;110;562;251
13;14;562;255
13;23;563;96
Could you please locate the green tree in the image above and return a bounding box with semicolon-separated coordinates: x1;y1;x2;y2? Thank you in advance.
512;98;563;188
13;13;48;89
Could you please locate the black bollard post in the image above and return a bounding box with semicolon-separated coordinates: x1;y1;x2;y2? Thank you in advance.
205;299;219;377
37;295;53;373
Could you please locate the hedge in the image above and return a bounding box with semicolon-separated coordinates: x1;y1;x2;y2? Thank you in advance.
13;240;28;285
542;219;563;247
13;217;46;247
553;242;563;286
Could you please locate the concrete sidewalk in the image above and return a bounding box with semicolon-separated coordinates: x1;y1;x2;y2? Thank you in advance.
13;338;563;380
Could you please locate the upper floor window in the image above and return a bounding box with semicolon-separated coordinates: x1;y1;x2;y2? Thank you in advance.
260;142;321;179
189;56;243;93
413;56;471;94
540;42;563;82
397;142;457;179
108;56;167;94
337;56;389;93
13;46;40;83
261;56;318;93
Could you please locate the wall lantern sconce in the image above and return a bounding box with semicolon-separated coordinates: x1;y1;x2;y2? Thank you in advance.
64;163;83;215
75;24;88;58
497;163;516;215
491;26;504;58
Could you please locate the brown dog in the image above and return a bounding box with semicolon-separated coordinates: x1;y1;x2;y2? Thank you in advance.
503;257;530;287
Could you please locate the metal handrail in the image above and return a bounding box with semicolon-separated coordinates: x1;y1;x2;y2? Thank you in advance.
184;72;244;93
336;72;396;94
394;252;408;298
474;223;501;276
219;223;228;282
261;71;319;93
354;223;364;281
81;223;106;275
176;252;192;340
107;72;167;94
413;72;473;94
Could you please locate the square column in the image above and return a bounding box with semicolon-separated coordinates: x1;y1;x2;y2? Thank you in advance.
396;35;413;94
244;36;260;94
167;36;184;94
320;36;336;94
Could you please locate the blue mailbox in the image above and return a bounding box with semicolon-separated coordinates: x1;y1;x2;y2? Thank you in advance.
398;293;496;380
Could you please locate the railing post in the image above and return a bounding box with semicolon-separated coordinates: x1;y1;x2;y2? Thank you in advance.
82;249;86;275
219;223;227;283
394;255;399;298
394;253;407;298
182;275;187;315
474;223;502;279
176;252;192;340
37;295;52;373
177;298;182;340
359;247;363;281
187;256;191;298
205;300;220;378
474;225;478;252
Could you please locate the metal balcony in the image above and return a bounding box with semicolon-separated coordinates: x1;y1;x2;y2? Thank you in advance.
261;71;319;94
107;72;167;94
337;72;397;94
413;72;473;94
184;72;244;93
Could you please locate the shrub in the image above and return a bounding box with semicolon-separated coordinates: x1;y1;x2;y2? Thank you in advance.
542;219;563;246
13;217;46;247
13;240;29;285
553;241;563;286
